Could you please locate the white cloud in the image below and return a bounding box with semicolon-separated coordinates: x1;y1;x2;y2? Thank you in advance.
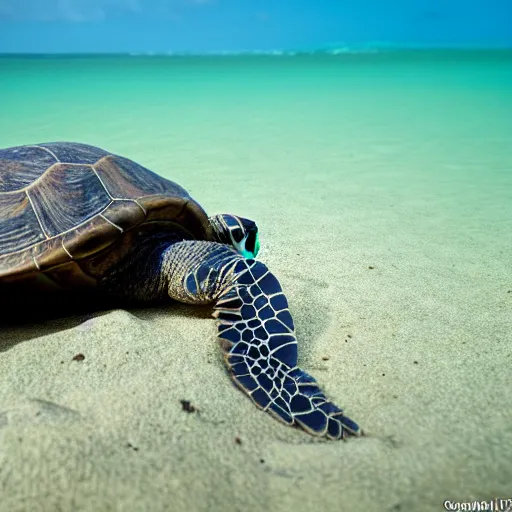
0;0;137;21
0;0;210;22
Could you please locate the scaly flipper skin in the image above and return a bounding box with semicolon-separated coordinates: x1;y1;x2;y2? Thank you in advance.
163;240;361;440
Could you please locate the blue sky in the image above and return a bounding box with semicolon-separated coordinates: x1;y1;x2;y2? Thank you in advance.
0;0;511;53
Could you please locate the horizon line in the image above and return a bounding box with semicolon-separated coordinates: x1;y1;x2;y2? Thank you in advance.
1;45;511;57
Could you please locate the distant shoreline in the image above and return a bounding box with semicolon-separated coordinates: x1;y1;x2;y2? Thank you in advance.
1;47;512;58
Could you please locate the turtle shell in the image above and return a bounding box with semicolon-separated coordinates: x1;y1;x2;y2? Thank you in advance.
0;142;211;290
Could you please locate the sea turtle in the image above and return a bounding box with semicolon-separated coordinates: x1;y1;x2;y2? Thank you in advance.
0;142;361;440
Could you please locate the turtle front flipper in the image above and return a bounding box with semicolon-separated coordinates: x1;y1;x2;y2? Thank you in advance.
214;259;361;440
163;240;361;440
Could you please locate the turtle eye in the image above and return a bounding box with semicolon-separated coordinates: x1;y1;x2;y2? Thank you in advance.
228;225;245;245
245;230;257;255
212;214;259;257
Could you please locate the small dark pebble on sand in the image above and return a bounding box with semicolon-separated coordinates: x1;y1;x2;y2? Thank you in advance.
72;354;85;362
180;400;198;413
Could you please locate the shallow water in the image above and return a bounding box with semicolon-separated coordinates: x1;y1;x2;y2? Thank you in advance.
1;53;511;178
1;50;511;253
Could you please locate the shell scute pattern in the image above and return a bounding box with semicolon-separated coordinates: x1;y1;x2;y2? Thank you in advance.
0;145;57;192
0;190;45;255
0;142;209;285
37;142;110;165
61;215;123;260
101;200;146;231
29;163;111;237
93;154;189;200
33;237;69;271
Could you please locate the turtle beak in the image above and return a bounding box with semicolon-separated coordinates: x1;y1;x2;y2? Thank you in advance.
209;214;260;259
230;224;259;259
244;228;260;258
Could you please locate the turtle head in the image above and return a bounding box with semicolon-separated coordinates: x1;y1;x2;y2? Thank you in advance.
209;214;260;259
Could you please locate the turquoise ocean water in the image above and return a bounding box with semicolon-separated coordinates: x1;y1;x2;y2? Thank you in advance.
0;51;511;242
